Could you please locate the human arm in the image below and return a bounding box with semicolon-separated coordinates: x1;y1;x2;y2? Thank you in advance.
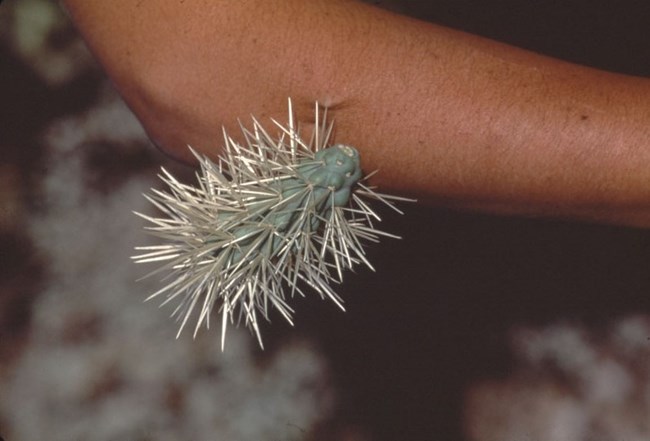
61;0;650;227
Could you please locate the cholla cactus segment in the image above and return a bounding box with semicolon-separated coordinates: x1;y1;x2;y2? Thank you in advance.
133;100;411;349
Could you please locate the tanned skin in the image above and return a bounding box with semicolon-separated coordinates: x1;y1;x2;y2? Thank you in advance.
62;0;650;227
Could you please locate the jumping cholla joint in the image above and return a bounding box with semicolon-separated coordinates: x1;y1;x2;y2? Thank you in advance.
133;99;411;349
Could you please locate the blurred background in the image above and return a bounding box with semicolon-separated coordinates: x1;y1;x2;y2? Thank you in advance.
1;1;649;440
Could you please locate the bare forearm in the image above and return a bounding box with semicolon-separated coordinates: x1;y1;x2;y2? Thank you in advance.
62;0;650;226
